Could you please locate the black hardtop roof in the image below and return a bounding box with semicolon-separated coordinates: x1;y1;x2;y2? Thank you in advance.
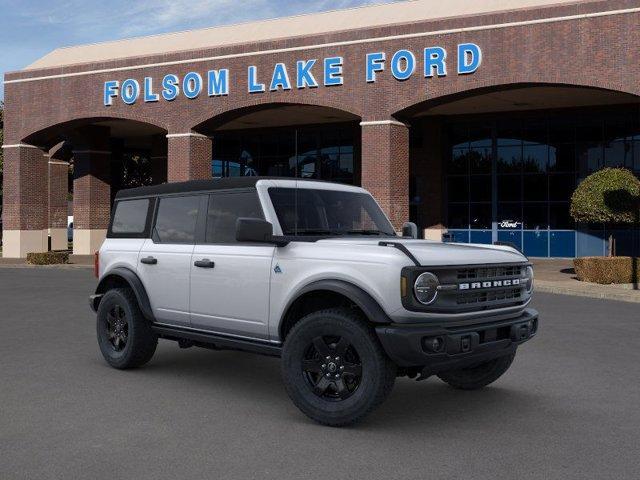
115;177;327;199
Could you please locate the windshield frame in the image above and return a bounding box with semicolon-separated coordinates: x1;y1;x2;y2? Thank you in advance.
265;185;397;239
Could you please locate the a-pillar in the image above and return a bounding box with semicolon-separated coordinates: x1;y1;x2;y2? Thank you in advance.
360;120;410;230
1;143;49;257
166;132;212;182
48;143;70;251
71;126;111;255
151;134;168;184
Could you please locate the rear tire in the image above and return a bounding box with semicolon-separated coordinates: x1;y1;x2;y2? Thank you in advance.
437;353;515;390
281;308;396;427
96;288;158;369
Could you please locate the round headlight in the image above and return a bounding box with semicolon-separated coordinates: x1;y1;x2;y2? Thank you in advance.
414;272;440;305
525;266;534;293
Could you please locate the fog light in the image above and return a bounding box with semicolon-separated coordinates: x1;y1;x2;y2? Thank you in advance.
424;336;445;353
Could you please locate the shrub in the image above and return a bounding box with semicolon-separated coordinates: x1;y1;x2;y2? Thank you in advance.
573;256;640;284
570;168;640;224
27;251;70;265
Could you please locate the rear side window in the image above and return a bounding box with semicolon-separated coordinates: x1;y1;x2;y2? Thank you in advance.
205;191;264;243
111;199;150;235
154;196;200;244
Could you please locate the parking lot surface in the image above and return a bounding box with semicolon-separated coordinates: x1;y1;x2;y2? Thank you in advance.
1;268;638;480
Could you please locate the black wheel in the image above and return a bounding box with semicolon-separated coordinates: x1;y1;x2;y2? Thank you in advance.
282;308;396;427
96;288;158;369
437;353;515;390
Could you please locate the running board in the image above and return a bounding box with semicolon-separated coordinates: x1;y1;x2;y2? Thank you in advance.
152;324;282;357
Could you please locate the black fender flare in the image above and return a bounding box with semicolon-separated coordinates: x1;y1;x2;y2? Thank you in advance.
95;267;155;322
281;279;392;332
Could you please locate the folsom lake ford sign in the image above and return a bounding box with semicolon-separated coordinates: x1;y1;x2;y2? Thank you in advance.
103;43;482;106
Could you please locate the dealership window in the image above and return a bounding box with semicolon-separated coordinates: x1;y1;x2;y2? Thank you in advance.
444;106;640;257
210;123;359;185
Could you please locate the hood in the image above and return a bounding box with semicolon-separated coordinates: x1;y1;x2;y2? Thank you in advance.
316;238;527;266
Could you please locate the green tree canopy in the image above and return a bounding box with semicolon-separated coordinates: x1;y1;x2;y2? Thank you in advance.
570;167;640;224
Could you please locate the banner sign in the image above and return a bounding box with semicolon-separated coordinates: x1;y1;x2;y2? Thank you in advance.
103;43;481;106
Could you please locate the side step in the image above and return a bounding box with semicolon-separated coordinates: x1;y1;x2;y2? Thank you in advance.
152;324;282;358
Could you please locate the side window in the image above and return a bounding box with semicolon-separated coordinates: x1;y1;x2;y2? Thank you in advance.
153;196;200;244
206;191;264;243
111;199;150;235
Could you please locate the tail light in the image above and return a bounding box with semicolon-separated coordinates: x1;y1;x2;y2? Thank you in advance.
94;251;100;278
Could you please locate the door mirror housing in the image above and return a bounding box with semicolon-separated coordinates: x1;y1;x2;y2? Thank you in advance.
236;218;288;246
402;222;418;239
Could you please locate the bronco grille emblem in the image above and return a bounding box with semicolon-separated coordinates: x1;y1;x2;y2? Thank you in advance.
459;279;521;290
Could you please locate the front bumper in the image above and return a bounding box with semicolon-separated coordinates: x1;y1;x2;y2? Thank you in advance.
375;308;538;373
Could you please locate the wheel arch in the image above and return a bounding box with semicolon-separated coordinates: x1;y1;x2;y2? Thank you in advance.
279;280;391;341
95;267;155;322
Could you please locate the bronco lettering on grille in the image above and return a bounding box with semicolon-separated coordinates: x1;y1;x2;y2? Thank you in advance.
458;279;521;290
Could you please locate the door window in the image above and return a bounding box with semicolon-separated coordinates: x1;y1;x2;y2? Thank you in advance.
153;196;200;244
205;192;264;244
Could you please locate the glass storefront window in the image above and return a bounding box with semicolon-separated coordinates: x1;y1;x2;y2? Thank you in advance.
211;123;358;185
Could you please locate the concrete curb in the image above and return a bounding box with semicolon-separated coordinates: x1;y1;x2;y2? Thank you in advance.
535;280;640;304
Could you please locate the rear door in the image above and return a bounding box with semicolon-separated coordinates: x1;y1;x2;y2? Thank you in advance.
137;194;204;326
190;190;274;340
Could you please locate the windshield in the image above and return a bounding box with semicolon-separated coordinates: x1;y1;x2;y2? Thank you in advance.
268;187;396;237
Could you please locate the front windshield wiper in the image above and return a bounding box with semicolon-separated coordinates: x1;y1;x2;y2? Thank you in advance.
346;229;395;236
290;229;344;236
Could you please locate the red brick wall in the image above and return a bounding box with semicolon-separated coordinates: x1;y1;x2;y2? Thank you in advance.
167;135;212;182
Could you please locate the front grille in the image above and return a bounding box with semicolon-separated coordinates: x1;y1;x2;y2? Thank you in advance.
457;265;524;281
457;287;522;305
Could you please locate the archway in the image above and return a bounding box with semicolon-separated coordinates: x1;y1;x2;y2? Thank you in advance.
193;103;361;185
10;118;167;256
395;84;640;257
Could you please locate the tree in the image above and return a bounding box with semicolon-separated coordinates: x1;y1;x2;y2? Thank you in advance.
570;167;640;256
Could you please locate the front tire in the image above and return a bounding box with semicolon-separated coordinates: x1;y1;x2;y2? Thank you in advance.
96;288;158;369
281;308;396;427
437;353;515;390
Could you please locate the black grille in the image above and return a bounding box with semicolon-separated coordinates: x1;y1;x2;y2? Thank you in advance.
457;265;523;281
457;287;522;305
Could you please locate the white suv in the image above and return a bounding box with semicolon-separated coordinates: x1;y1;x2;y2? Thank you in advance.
90;178;537;426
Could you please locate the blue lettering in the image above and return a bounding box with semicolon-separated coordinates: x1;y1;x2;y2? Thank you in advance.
390;50;415;81
248;66;265;93
162;74;180;101
424;47;447;77
458;43;482;74
296;60;318;89
121;79;140;105
183;72;203;99
270;63;292;91
144;77;159;102
324;57;343;86
366;52;385;83
104;80;119;106
207;69;229;96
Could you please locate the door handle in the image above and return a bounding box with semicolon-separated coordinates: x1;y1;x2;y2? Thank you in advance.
140;256;158;265
194;259;215;269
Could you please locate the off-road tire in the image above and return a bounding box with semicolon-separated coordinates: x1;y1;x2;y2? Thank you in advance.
96;288;158;369
282;308;396;427
437;353;515;390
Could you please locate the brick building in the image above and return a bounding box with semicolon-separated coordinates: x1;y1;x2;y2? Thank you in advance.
3;0;640;257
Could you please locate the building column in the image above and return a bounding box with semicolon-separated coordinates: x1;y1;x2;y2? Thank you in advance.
166;132;212;182
48;144;70;251
71;127;111;255
360;120;410;230
1;143;49;257
151;134;168;184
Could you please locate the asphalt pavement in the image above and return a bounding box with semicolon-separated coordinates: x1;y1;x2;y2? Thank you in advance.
1;267;639;480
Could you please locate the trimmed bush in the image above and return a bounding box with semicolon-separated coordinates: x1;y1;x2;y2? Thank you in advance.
27;251;70;265
573;256;640;284
570;168;640;224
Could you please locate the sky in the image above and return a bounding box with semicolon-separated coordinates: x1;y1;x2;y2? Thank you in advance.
0;0;395;100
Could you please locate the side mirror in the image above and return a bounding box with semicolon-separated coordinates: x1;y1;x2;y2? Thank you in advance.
402;222;418;239
236;218;288;246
